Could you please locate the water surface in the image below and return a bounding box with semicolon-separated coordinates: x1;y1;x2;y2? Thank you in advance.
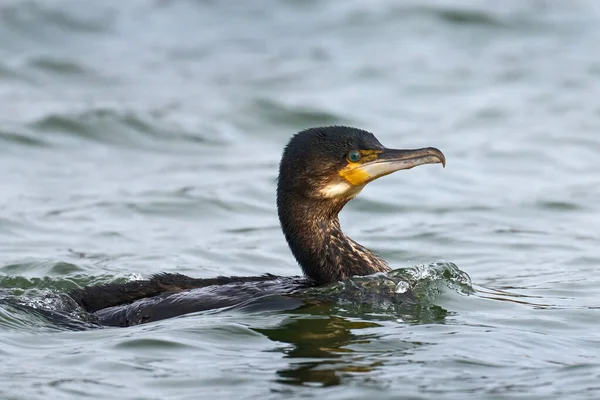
1;0;600;399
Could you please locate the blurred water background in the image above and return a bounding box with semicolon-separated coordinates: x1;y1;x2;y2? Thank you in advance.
1;0;600;399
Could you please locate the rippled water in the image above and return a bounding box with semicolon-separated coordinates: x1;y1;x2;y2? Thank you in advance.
1;0;600;398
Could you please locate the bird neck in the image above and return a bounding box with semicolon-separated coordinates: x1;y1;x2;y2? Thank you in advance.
277;194;390;285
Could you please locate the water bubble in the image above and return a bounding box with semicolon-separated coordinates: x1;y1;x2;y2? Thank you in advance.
395;281;410;294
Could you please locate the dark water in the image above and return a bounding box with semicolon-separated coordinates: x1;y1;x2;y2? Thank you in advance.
1;0;600;398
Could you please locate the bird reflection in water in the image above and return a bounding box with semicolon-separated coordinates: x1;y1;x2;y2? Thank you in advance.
252;300;448;387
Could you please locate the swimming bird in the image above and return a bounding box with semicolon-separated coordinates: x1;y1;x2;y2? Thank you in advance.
70;126;445;326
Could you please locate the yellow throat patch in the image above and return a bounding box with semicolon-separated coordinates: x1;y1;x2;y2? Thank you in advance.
338;150;382;186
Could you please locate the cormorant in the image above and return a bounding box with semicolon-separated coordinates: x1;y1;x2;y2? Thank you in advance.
70;126;445;326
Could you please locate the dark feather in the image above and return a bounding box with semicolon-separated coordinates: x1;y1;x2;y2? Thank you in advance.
81;276;312;327
69;273;279;313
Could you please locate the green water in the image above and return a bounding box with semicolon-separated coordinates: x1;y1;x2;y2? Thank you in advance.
1;0;600;398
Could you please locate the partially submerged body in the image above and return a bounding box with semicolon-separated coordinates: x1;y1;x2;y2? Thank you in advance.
70;126;445;326
71;274;309;326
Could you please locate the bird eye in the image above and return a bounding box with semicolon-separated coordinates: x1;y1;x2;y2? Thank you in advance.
347;150;361;163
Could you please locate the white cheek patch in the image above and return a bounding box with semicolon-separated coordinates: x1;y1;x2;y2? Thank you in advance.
319;181;352;198
319;181;363;198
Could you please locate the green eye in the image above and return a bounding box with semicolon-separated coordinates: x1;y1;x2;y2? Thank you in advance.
347;150;361;163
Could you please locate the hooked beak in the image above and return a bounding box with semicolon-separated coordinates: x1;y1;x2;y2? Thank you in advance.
340;147;445;186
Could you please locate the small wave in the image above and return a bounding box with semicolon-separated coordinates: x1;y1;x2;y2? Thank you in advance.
0;129;48;147
27;56;105;81
304;261;472;322
427;7;506;27
0;2;113;36
0;261;84;278
241;98;350;131
0;269;137;292
536;200;584;211
340;2;555;32
406;2;583;32
391;261;474;301
0;270;143;331
28;109;220;150
0;290;96;332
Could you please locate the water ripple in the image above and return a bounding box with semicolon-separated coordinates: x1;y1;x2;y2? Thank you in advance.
1;0;600;398
28;109;221;149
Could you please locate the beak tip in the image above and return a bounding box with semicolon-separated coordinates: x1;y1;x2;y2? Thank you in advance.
437;149;446;168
